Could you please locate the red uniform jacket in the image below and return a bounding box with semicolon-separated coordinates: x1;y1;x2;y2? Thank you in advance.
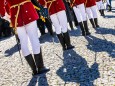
0;0;6;17
71;0;85;7
85;0;96;7
38;0;66;15
5;2;11;15
5;0;39;27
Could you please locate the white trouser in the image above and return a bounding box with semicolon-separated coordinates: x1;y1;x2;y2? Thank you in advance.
73;3;87;23
17;21;40;56
50;10;68;34
106;0;110;5
86;5;98;19
96;1;104;10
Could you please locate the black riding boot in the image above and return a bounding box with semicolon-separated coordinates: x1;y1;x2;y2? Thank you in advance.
69;21;74;30
101;9;105;16
94;18;99;28
108;5;111;11
89;18;96;28
63;31;74;50
57;34;66;50
83;21;90;35
25;54;38;76
45;18;54;36
34;51;50;74
79;22;86;36
99;10;102;16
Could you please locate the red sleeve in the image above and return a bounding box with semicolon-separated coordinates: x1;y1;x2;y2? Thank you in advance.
38;0;45;6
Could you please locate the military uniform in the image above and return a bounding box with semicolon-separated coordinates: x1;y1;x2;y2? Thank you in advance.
71;0;90;36
96;0;105;16
39;0;74;50
4;0;49;75
85;0;99;28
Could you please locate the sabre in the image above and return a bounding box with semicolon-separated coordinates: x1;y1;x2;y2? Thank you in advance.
12;29;23;65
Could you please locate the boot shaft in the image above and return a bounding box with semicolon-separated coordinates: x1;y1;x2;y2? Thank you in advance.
83;21;90;35
89;19;96;28
34;51;50;74
94;18;99;28
57;33;66;50
25;54;37;75
79;22;86;36
34;51;44;69
63;31;74;50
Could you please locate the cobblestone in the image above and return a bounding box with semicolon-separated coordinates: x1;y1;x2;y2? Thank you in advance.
0;1;115;86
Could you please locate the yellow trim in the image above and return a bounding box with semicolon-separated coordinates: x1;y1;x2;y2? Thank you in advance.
33;5;40;10
85;0;88;7
70;0;75;8
33;5;46;22
44;0;56;11
10;0;31;30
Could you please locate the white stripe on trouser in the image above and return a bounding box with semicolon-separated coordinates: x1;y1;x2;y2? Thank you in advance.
50;10;68;34
86;5;98;19
17;21;40;56
96;1;104;10
73;3;87;23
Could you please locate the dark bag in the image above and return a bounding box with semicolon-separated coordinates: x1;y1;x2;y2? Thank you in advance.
0;18;12;37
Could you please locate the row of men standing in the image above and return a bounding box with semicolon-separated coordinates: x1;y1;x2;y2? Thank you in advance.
0;0;105;76
36;0;105;36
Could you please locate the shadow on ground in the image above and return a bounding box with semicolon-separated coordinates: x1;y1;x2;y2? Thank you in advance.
39;28;81;44
39;33;59;44
95;27;115;35
5;43;21;57
57;49;100;86
27;74;49;86
85;35;115;58
104;15;115;18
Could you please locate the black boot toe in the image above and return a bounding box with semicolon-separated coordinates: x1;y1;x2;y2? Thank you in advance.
38;67;50;74
86;32;91;36
67;45;75;50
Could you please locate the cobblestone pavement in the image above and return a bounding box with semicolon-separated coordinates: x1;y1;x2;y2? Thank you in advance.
0;2;115;86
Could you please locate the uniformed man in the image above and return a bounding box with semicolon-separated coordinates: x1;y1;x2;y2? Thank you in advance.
96;0;105;16
71;0;90;36
38;0;74;50
85;0;99;28
4;0;50;76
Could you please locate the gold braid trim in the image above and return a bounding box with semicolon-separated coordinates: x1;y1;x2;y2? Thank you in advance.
85;0;88;7
44;0;56;11
34;5;40;10
33;4;45;22
70;0;75;8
